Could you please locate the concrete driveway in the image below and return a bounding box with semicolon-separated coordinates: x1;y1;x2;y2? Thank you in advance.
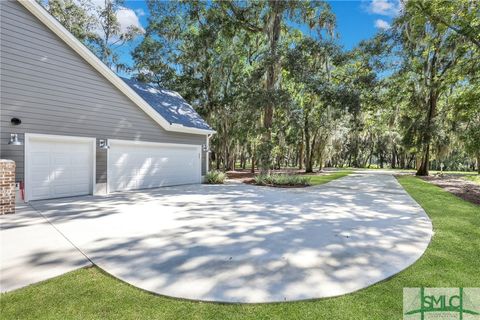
3;171;432;302
0;204;91;292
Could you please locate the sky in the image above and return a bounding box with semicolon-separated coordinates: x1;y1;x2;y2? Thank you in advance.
114;0;401;74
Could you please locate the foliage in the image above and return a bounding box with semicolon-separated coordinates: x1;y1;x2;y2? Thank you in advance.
43;0;97;44
204;170;226;184
42;0;143;70
43;0;480;175
254;174;310;186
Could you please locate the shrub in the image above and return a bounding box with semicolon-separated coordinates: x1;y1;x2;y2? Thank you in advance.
204;170;226;184
254;174;310;186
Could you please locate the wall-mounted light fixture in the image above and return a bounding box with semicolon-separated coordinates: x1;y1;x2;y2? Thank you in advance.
8;133;23;145
99;139;110;149
202;144;210;152
10;118;21;125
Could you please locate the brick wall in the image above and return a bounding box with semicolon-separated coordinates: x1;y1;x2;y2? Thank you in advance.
1;159;16;214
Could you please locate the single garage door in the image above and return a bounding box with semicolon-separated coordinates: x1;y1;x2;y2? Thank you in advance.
108;140;201;192
26;134;95;201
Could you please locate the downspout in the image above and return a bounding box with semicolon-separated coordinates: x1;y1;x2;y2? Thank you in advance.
206;133;212;173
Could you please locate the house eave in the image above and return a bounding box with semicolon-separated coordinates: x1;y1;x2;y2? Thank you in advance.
17;0;215;136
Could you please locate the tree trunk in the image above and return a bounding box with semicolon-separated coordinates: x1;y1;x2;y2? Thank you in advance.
416;92;438;176
304;119;313;173
259;2;282;175
399;152;406;169
416;50;439;176
477;154;480;174
298;134;304;170
391;147;397;169
317;151;323;172
251;146;255;174
416;144;430;176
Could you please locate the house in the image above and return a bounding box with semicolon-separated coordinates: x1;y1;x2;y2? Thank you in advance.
0;0;215;202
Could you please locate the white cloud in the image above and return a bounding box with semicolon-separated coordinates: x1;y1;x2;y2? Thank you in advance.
135;8;146;17
374;19;391;30
116;7;145;34
365;0;401;17
88;2;145;38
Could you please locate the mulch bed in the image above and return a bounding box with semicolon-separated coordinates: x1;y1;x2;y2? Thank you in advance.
226;169;333;188
242;179;310;188
226;169;332;179
420;175;480;206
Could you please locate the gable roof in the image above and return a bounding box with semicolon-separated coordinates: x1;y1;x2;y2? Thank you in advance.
17;0;215;135
122;78;212;131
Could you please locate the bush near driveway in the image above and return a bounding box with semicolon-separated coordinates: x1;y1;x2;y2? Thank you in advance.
204;170;226;184
254;174;311;187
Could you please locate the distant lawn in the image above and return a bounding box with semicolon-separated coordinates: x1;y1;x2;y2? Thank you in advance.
1;176;479;319
463;174;480;184
429;170;478;176
302;170;352;186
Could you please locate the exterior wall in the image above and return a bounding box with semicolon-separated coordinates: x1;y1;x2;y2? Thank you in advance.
0;0;208;193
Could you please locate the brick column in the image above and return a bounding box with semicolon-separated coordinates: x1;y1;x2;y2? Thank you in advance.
1;159;16;215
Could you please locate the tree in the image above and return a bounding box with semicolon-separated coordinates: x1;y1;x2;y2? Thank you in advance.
393;1;470;175
94;0;143;70
415;0;480;49
44;0;479;175
43;0;98;46
42;0;143;71
220;0;335;174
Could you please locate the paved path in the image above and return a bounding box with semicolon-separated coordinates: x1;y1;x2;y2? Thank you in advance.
3;171;432;302
0;204;91;292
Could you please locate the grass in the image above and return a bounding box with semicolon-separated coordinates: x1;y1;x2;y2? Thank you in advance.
463;174;480;184
345;167;478;175
429;170;478;175
301;170;352;186
1;177;479;319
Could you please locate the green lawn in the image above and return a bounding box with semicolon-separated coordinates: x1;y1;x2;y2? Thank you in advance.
354;167;478;175
302;170;352;186
1;177;479;319
463;174;480;184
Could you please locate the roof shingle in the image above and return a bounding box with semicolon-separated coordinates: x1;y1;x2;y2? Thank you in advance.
121;77;212;131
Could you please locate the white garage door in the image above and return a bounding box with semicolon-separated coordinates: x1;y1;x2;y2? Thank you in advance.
26;134;95;201
108;140;201;192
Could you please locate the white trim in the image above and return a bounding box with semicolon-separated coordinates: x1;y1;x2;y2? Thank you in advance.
24;133;96;202
107;139;202;193
108;139;202;149
17;0;215;136
106;143;110;195
205;134;212;173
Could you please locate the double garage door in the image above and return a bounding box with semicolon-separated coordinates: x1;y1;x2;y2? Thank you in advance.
26;134;202;201
107;140;201;192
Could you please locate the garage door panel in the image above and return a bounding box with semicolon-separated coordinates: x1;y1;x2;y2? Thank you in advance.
31;170;51;183
52;153;71;165
71;170;91;180
108;142;201;192
27;135;94;201
31;187;50;199
31;153;50;166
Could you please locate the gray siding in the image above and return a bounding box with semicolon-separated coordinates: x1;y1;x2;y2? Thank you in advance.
0;0;208;191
